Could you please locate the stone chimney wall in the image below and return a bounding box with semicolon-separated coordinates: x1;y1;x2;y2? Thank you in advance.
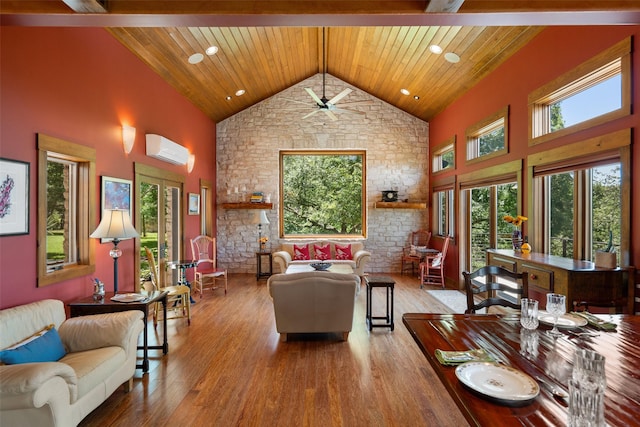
216;74;429;274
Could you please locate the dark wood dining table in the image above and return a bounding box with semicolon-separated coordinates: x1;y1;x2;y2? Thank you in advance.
402;313;640;427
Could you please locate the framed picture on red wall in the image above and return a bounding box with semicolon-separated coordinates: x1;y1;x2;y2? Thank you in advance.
188;193;200;215
0;158;29;236
100;176;133;242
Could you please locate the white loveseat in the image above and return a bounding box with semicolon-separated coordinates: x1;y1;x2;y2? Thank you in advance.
267;271;360;341
0;299;144;427
272;240;371;276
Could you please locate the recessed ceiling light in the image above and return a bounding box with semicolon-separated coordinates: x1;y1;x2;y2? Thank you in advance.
400;88;410;96
414;95;420;100
445;52;460;63
235;89;245;96
225;96;232;101
188;53;204;64
429;45;443;54
205;46;219;55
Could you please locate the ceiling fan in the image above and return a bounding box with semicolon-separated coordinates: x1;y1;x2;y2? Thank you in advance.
300;27;371;121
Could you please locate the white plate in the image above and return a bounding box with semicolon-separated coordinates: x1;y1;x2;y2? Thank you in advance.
538;311;588;328
110;293;147;303
455;362;539;402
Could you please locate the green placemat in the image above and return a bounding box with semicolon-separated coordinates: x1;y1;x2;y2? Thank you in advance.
435;348;495;366
570;311;617;331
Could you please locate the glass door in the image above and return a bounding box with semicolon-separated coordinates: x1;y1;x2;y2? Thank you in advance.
135;164;184;290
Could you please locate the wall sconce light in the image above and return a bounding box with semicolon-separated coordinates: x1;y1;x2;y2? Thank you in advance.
122;125;136;154
187;153;196;173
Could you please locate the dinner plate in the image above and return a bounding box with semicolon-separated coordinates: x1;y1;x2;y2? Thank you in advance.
111;293;147;303
538;311;588;328
455;362;539;403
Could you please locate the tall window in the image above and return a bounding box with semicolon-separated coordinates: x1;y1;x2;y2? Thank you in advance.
466;106;509;163
280;151;365;238
37;134;96;287
529;129;630;266
458;160;522;273
432;177;455;238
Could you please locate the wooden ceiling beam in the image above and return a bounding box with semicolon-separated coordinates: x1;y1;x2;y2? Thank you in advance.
62;0;108;13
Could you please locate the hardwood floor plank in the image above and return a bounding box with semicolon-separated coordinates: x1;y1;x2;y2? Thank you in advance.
79;273;470;426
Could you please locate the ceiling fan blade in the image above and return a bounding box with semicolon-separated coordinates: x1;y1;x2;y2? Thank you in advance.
323;110;338;121
302;109;322;119
305;87;325;106
327;88;352;105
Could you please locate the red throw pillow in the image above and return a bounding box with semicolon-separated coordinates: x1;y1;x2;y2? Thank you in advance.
314;243;331;261
293;244;310;260
335;244;353;260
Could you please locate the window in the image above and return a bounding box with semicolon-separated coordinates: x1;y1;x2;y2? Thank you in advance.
37;134;96;286
529;37;631;146
466;106;509;163
529;129;631;266
458;160;522;273
432;177;455;238
280;151;365;238
432;136;455;173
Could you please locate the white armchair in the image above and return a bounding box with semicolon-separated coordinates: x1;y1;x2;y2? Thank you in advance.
0;299;144;427
267;271;360;341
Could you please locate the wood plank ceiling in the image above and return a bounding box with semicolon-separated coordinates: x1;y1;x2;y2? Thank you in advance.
2;1;639;123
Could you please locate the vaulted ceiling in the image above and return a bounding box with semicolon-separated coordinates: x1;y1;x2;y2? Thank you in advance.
2;1;639;123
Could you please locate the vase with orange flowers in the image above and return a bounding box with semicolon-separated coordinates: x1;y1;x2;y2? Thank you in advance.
503;215;528;252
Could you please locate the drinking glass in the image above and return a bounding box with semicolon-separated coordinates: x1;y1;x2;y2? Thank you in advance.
546;293;566;337
520;298;539;330
569;349;607;427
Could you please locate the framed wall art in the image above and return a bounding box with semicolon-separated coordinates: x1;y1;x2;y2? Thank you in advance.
188;193;200;215
0;158;30;236
101;176;133;241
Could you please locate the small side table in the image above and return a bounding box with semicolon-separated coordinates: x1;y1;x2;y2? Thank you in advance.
365;275;395;331
68;290;169;373
256;251;272;280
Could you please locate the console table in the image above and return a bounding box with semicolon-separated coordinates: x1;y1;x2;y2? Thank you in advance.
486;249;631;312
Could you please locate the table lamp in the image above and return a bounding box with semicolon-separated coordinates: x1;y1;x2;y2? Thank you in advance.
90;208;139;293
252;210;270;250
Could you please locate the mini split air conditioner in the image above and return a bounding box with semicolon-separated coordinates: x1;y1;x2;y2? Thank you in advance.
145;134;189;165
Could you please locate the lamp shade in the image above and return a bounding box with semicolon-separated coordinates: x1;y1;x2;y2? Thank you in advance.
90;209;139;240
252;210;270;225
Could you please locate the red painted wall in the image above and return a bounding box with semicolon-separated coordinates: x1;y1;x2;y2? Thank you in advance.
429;26;640;282
0;27;217;308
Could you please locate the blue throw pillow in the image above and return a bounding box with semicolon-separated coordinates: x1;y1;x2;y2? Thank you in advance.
0;328;66;364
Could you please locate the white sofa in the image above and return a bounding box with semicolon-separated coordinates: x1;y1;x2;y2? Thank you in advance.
267;271;360;341
272;240;371;276
0;299;144;427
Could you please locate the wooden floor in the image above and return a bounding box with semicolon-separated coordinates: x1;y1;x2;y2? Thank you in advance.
79;273;471;427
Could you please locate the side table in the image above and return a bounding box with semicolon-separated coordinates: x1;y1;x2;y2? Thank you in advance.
365;275;395;331
256;251;273;280
68;290;169;373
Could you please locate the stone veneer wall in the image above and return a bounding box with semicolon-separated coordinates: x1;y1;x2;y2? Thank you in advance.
216;74;429;274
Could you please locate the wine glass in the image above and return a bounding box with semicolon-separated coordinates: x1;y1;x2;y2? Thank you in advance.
546;293;566;337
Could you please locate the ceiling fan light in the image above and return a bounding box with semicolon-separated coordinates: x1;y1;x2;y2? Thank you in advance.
400;88;410;96
429;45;443;54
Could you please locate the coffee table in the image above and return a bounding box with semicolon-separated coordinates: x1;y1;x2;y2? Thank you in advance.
285;263;354;275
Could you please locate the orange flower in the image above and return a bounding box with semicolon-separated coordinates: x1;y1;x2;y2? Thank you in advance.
503;215;528;227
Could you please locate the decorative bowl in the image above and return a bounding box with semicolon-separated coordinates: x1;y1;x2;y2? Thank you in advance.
310;262;332;271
